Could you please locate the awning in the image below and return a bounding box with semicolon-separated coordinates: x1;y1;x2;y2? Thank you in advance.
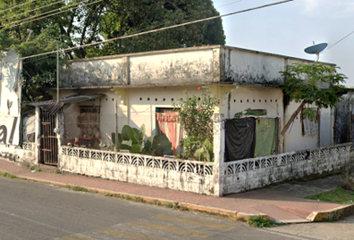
26;94;105;115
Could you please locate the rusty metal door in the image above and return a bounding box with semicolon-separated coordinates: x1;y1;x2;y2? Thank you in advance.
40;110;58;165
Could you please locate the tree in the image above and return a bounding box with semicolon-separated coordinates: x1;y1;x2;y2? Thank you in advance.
0;0;225;102
0;0;107;102
280;62;346;136
85;0;226;56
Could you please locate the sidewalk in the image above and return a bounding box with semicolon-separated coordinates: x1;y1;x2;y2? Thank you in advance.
1;158;353;224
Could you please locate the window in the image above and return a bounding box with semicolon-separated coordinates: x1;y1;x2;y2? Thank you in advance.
301;108;318;136
76;106;100;139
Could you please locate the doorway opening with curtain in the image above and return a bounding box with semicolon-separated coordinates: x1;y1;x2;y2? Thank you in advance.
155;108;184;155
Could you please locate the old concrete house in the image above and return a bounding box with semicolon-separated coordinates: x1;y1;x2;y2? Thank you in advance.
48;45;334;155
2;45;351;196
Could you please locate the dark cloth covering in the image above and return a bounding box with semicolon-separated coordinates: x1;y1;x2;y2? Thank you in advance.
225;117;256;161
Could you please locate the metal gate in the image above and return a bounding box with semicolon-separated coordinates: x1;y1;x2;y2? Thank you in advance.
40;110;58;165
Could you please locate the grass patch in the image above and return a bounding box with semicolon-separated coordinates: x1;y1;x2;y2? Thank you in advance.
71;186;88;192
164;202;174;208
1;172;17;179
305;187;354;205
247;216;279;228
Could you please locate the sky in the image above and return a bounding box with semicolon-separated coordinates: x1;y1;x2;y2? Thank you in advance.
212;0;354;87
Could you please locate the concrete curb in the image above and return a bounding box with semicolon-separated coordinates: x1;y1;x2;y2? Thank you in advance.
2;165;354;224
0;167;272;223
307;204;354;222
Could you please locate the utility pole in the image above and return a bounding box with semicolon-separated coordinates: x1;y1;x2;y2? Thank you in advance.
56;44;59;103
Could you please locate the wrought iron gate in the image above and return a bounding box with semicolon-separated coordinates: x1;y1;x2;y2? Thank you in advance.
40;110;58;165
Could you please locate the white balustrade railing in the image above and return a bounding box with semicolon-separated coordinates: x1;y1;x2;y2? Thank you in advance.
224;143;351;176
61;146;214;176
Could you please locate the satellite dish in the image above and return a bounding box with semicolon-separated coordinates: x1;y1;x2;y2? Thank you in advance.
304;42;328;62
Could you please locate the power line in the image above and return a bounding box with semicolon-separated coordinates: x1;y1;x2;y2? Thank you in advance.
1;0;103;30
1;0;68;23
0;0;37;14
121;0;244;41
216;0;243;9
326;30;354;51
19;0;293;61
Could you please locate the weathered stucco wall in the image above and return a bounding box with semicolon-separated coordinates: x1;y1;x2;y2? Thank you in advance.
60;46;328;89
0;142;36;165
60;58;125;88
283;101;321;152
129;50;214;86
59;147;215;195
60;48;216;88
222;143;351;195
334;92;354;144
228;85;283;118
221;48;285;85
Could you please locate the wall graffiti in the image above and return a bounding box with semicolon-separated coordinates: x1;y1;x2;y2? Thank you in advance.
0;117;18;145
0;50;21;146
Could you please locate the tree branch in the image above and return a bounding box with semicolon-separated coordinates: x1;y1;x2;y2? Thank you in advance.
280;100;306;136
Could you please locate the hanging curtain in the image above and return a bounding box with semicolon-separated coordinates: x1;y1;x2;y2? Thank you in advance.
225;117;256;161
156;112;183;154
254;118;277;157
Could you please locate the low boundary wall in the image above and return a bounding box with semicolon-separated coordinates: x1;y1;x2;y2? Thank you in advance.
59;146;215;195
222;143;352;195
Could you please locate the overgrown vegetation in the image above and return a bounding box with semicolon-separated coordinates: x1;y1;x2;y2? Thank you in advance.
174;88;217;161
280;62;346;135
305;187;354;205
247;216;279;228
109;124;173;156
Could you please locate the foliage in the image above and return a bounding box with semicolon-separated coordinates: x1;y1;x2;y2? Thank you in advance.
98;0;225;56
193;139;213;162
0;0;225;102
0;0;107;102
116;125;145;153
175;89;217;143
174;88;217;161
301;108;318;122
280;63;346;134
305;187;354;205
247;216;279;228
281;63;346;108
143;134;172;156
179;136;203;159
179;137;213;161
110;125;172;156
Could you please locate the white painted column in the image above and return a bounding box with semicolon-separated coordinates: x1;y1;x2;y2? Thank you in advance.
213;113;225;197
34;106;41;164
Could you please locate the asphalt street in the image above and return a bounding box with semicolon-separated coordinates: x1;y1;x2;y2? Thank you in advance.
0;176;324;240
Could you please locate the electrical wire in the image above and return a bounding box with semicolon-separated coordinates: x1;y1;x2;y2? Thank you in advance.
19;0;293;61
127;0;244;38
0;0;37;14
0;0;293;63
215;0;243;9
326;30;354;51
1;0;68;23
1;0;104;29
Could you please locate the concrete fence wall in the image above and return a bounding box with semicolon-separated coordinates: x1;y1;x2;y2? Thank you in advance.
59;147;215;195
0;142;37;165
222;143;352;195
